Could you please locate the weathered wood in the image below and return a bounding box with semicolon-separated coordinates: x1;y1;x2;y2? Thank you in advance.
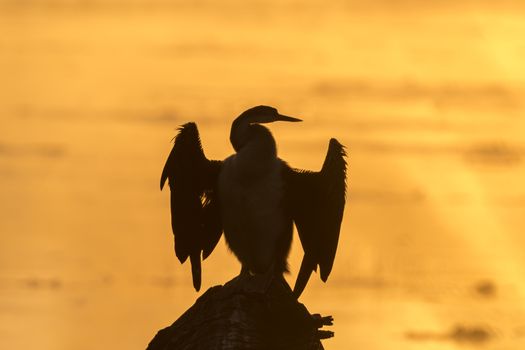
147;274;333;350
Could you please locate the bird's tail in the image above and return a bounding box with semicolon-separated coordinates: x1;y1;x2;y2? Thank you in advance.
293;254;316;298
190;253;202;292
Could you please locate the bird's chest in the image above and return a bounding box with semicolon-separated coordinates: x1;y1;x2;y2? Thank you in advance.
218;156;285;241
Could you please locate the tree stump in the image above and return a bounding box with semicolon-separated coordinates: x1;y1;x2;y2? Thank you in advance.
146;274;334;350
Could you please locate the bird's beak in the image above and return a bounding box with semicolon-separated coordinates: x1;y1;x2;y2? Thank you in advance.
276;114;302;122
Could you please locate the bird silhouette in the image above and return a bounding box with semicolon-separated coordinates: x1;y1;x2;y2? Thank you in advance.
160;106;347;297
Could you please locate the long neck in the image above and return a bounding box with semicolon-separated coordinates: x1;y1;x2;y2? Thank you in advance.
230;117;277;157
230;114;250;152
229;119;277;182
230;116;277;160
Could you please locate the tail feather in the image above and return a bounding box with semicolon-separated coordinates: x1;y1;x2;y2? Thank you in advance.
293;255;316;298
190;253;202;292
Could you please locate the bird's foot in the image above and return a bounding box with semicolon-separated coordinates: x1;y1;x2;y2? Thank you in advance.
239;272;274;295
259;268;276;294
255;261;285;294
233;264;281;295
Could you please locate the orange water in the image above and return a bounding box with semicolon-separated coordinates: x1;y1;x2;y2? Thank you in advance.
1;1;525;349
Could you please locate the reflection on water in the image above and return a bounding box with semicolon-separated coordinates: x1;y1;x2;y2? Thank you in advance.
1;1;525;349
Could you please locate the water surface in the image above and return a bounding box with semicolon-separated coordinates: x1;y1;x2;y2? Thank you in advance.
1;1;525;349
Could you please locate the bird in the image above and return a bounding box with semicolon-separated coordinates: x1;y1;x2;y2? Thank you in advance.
160;105;347;297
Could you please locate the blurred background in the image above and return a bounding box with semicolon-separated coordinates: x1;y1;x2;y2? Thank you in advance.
1;0;525;349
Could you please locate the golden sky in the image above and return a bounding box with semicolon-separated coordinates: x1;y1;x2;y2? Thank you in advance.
1;1;525;349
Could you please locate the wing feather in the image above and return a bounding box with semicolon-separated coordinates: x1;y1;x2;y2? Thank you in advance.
160;123;222;291
285;138;347;297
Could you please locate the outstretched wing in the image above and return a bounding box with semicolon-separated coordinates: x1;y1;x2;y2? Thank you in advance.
160;122;222;291
284;138;347;298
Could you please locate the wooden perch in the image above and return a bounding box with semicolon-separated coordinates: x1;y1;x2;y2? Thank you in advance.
146;274;334;350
